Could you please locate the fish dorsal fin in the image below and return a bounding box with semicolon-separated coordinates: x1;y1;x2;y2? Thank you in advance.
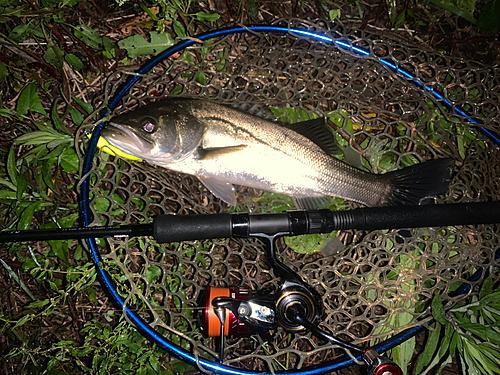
198;145;247;160
282;118;342;156
199;177;236;206
293;196;332;210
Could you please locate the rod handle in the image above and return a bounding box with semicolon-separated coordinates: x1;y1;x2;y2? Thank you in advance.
153;214;233;243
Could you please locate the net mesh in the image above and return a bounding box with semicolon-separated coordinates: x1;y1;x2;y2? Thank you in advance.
79;19;500;371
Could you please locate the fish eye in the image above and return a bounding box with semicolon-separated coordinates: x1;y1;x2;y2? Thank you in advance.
142;117;157;133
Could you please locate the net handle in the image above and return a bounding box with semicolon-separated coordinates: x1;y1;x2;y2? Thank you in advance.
80;25;500;375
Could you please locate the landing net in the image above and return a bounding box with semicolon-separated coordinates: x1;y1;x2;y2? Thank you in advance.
78;19;500;371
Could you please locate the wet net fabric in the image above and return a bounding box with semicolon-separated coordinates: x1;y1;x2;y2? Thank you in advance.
79;19;500;371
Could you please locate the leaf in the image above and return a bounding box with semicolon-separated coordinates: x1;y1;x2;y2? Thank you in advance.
389;311;415;373
458;321;488;336
0;258;36;300
394;10;407;30
0;190;16;199
73;24;112;50
12;314;32;330
17;201;45;230
69;106;83;126
0;61;8;81
196;71;206;85
0;178;16;191
463;339;495;375
416;323;442;373
485;329;500;346
16;172;28;201
480;275;493;300
59;147;79;173
16;83;48;116
26;299;51;308
16;131;68;145
41;161;58;193
118;31;174;59
478;0;500;33
329;9;341;21
195;11;220;22
51;100;68;134
43;45;65;70
57;213;79;228
64;53;84;71
48;240;69;264
146;265;162;283
0;107;17;120
170;359;193;374
432;293;447;325
173;20;185;37
450;330;458;357
8;23;29;41
439;322;455;358
149;356;160;372
384;0;396;25
7;146;18;188
72;96;93;114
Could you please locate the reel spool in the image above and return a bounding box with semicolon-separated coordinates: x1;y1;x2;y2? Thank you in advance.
199;287;250;338
199;283;321;338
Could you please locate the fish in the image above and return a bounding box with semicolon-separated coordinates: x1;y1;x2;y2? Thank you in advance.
101;98;454;209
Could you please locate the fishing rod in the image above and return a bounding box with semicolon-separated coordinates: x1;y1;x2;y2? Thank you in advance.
2;200;499;375
2;201;499;244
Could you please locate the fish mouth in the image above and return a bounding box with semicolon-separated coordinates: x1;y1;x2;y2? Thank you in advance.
101;122;154;156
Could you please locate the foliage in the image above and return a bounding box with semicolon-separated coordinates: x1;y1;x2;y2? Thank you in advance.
416;276;500;374
381;0;500;32
4;307;194;374
369;247;419;375
118;31;175;58
115;0;219;37
0;0;219;372
426;0;478;24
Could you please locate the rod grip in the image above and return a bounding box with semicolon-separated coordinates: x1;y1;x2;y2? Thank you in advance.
153;214;233;243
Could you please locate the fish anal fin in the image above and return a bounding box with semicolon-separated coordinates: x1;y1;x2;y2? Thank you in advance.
282;118;342;157
293;196;332;210
199;177;237;206
198;145;247;160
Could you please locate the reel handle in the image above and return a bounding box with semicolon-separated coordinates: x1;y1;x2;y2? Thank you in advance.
363;349;403;375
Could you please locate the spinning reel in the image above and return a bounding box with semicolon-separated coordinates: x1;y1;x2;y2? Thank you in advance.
199;236;322;341
199;232;403;375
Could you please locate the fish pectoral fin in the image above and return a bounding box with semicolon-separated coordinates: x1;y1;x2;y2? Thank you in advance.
293;196;332;210
198;145;248;160
199;177;237;206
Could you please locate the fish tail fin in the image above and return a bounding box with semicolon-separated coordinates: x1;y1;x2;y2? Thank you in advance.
382;158;454;206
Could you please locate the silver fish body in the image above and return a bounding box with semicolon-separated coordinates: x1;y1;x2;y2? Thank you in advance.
101;98;453;208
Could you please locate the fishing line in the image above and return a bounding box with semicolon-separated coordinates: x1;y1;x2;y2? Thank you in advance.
75;24;500;375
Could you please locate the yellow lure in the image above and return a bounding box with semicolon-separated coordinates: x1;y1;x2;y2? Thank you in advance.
93;134;143;162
